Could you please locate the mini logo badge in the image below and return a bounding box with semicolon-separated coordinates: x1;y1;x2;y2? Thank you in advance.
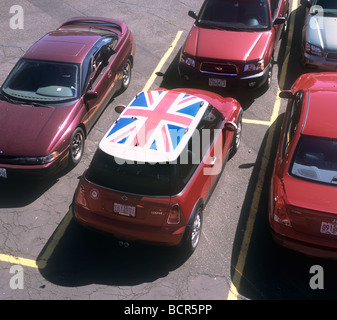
90;189;99;200
121;195;128;201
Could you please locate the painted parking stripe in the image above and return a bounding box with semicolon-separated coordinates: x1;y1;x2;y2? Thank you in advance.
227;0;299;300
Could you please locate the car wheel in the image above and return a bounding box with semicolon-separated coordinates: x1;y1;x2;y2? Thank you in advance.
229;110;243;158
69;127;85;167
121;59;132;91
183;207;203;254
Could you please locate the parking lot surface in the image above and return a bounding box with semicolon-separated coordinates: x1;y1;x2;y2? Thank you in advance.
1;0;337;303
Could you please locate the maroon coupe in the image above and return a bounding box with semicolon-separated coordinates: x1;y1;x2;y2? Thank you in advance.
0;17;135;179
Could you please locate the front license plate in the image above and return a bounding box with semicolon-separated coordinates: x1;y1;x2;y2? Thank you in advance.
0;168;7;179
320;221;337;235
114;203;136;217
209;78;226;87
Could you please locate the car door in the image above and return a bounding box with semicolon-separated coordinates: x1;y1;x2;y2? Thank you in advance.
82;38;117;130
270;0;289;42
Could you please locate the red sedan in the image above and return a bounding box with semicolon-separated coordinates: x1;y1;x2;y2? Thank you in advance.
73;88;243;253
178;0;289;89
269;72;337;259
0;17;135;179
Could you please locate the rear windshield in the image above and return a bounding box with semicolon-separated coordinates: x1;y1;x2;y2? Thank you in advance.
86;149;185;196
290;135;337;186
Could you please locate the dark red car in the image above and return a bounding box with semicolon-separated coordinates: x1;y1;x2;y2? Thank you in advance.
73;88;243;253
178;0;289;89
269;72;337;259
0;17;135;179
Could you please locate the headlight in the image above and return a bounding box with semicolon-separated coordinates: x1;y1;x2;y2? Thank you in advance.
180;53;196;68
16;152;59;165
305;42;323;57
243;59;265;73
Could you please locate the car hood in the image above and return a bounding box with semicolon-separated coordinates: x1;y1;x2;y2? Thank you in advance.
306;15;337;52
283;175;337;214
0;100;77;156
184;26;271;61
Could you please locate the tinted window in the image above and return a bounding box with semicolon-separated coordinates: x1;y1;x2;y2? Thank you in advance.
2;59;78;102
197;0;270;30
290;135;337;186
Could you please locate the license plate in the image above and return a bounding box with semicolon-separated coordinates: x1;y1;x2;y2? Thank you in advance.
0;168;7;179
320;221;337;235
114;203;136;217
209;78;226;87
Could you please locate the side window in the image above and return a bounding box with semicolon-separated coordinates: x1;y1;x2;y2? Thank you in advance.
177;105;224;186
86;37;116;91
270;0;280;19
282;91;303;158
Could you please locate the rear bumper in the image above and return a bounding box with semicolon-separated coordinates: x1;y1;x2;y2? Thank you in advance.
73;204;186;247
271;228;337;260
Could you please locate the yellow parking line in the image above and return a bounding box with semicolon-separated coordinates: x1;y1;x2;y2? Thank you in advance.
0;254;38;269
142;30;183;92
227;0;298;300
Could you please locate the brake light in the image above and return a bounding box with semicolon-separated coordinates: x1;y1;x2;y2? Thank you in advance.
76;185;87;207
274;197;291;227
167;204;181;224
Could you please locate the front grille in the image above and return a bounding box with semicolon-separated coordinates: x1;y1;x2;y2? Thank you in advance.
326;52;337;61
200;62;237;75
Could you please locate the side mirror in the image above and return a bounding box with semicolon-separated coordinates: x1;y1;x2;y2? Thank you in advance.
84;91;98;101
188;10;197;19
115;105;126;114
225;121;237;132
274;17;286;25
300;0;312;8
279;90;293;99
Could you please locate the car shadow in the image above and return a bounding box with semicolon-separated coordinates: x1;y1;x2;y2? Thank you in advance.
231;114;337;299
37;208;191;287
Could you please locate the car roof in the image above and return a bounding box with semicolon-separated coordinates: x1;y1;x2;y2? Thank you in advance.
23;30;102;63
99;90;209;163
302;88;337;139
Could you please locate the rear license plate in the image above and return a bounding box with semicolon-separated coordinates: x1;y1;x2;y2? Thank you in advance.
0;168;7;179
114;203;136;217
320;221;337;235
209;78;226;87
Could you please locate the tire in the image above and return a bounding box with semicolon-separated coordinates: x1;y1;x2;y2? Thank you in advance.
69;127;85;167
121;59;132;91
229;110;243;158
182;207;203;254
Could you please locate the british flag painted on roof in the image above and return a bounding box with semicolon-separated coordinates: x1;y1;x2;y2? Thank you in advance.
99;90;208;162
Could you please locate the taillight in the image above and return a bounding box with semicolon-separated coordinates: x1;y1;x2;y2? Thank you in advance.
76;185;87;207
167;204;181;224
274;197;291;227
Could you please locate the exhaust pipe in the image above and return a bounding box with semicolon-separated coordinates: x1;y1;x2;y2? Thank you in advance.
118;240;130;248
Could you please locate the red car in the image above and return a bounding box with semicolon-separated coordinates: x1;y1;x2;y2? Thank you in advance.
269;72;337;259
178;0;289;89
0;17;135;179
73;88;243;253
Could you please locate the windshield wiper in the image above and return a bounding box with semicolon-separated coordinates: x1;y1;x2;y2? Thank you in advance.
26;101;54;108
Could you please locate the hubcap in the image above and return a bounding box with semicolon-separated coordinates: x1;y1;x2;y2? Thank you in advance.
123;62;131;86
191;212;201;248
72;132;83;161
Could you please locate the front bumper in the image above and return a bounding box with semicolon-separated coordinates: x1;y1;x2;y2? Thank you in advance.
303;52;337;71
178;63;271;89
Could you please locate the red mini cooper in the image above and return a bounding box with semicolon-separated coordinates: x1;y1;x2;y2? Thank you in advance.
179;0;289;89
73;88;243;253
0;17;135;179
269;72;337;259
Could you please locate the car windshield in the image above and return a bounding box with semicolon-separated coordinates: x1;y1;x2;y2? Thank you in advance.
314;0;337;16
196;0;270;31
290;135;337;186
2;59;79;103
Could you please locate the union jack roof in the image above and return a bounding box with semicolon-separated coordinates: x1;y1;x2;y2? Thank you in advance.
99;90;209;162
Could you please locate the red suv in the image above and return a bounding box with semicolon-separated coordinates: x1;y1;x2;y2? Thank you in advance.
73;88;242;253
178;0;289;89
